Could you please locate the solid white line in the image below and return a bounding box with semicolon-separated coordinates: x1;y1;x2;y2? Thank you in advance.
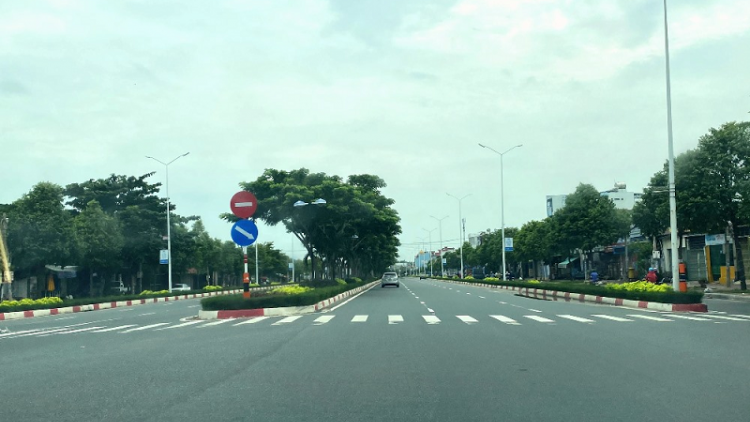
121;323;170;332
158;320;204;330
627;314;673;322
388;315;404;324
456;315;478;324
557;315;595;323
592;314;633;322
730;314;750;319
325;283;378;312
527;309;543;313
702;315;748;321
664;314;712;321
198;319;234;327
422;315;441;324
272;316;302;325
92;325;138;333
524;315;555;323
351;315;368;322
313;315;335;325
490;315;520;325
233;317;269;326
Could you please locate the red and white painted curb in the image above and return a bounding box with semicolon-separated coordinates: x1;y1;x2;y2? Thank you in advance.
198;281;380;320
0;287;277;321
438;280;708;313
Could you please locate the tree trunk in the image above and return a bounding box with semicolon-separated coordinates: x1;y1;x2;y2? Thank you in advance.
730;225;746;290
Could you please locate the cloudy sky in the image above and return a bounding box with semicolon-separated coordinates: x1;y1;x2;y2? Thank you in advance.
2;0;749;262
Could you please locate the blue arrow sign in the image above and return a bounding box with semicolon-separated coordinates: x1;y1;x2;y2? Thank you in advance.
231;219;259;247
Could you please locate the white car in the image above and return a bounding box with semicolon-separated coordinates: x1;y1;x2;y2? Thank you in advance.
172;283;191;292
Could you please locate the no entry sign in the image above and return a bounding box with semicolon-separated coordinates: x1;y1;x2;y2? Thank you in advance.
230;191;258;219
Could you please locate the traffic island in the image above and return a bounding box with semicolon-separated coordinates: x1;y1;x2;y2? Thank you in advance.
431;278;708;312
198;280;379;319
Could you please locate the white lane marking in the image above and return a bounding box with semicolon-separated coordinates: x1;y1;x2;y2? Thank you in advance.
498;301;507;305
466;293;471;295
138;312;156;317
557;315;595;323
415;297;419;299
524;315;555;323
388;315;404;325
233;317;269;326
528;309;543;313
351;315;368;322
121;323;170;333
664;314;712;321
0;328;43;338
702;315;748;321
324;283;378;312
592;314;633;322
56;316;76;320
627;314;673;322
187;305;200;308
426;308;435;313
490;315;520;325
422;315;441;324
272;316;302;325
313;315;335;325
730;314;750;319
92;325;138;333
198;319;234;327
456;315;478;324
478;296;485;299
119;309;135;312
42;326;105;336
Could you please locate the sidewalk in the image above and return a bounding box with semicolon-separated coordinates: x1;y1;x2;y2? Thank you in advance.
692;281;750;301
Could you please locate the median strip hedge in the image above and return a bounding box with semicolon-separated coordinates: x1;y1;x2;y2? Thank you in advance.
200;281;368;311
0;286;243;313
431;277;704;304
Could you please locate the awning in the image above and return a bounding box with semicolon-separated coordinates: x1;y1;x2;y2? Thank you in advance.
558;258;579;269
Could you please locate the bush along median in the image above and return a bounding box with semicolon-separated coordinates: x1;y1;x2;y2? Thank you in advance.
201;278;372;311
429;277;704;305
0;285;269;314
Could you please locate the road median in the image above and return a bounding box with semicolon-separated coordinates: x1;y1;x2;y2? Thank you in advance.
430;278;708;312
198;280;379;319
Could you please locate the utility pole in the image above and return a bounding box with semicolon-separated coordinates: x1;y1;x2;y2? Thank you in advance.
431;215;449;277
0;214;12;300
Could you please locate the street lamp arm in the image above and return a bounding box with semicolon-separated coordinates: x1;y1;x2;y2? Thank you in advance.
167;152;190;165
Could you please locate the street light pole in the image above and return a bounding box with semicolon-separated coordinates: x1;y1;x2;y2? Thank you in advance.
478;143;522;281
431;215;449;276
146;152;190;293
447;193;471;278
662;0;680;292
423;227;437;277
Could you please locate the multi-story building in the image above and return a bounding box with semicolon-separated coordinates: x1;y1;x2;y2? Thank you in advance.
546;182;642;216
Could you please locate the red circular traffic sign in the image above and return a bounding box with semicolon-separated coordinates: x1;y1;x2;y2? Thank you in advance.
230;191;258;219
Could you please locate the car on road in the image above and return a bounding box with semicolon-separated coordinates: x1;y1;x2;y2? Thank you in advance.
172;283;192;292
381;272;400;288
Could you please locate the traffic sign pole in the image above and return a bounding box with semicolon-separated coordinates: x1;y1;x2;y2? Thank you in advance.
243;246;250;298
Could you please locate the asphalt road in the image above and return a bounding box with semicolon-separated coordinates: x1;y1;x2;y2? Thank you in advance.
2;277;749;422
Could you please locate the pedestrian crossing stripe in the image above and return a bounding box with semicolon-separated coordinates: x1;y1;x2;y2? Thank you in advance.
4;312;750;339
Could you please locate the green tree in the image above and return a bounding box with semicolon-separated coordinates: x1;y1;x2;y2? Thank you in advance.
74;200;124;296
6;183;77;287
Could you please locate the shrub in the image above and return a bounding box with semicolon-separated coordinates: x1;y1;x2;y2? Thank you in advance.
606;281;672;293
335;278;347;286
201;281;366;310
464;276;475;280
268;286;313;295
203;285;223;292
0;296;64;312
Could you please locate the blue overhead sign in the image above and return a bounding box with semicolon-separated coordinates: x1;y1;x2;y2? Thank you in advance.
231;219;259;247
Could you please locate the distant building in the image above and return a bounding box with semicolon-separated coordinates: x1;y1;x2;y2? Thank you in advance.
468;233;482;248
546;183;642;216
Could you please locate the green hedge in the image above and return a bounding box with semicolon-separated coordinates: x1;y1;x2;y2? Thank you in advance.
0;287;238;313
430;277;704;304
201;281;368;311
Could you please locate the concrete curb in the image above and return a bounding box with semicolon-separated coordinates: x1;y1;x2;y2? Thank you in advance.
198;281;380;320
0;286;277;321
433;279;708;313
704;293;750;301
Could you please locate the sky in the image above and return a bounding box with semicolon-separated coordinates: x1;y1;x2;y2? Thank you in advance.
2;0;749;263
